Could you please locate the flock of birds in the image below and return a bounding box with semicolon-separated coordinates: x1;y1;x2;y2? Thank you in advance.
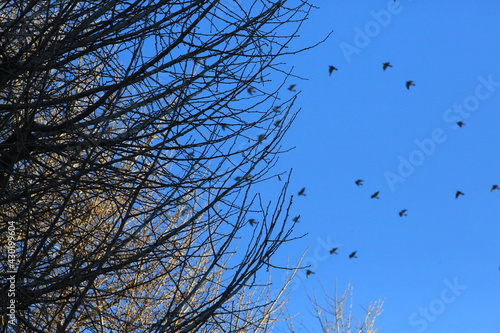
245;62;499;278
297;179;499;278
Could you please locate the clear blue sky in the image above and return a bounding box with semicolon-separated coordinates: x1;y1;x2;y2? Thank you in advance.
268;1;500;332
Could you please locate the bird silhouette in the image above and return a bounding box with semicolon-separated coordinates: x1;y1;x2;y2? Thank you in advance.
257;134;265;143
298;187;306;196
382;62;392;70
329;247;338;255
406;81;415;90
288;84;296;92
293;215;301;223
491;185;499;192
355;179;364;186
248;218;257;226
455;191;464;198
457;121;465;127
247;87;255;95
306;269;315;278
399;209;408;217
371;191;380;199
272;106;280;113
329;65;338;75
349;251;358;259
274;119;282;127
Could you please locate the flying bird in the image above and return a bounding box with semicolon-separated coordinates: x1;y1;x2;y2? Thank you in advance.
329;247;338;255
306;269;315;278
457;121;465;127
399;209;408;217
406;81;415;90
298;187;306;196
370;191;380;199
349;251;358;259
455;190;464;198
247;87;255;95
248;218;257;226
355;179;364;186
491;185;499;192
382;62;392;70
293;215;301;223
288;84;296;92
328;65;338;75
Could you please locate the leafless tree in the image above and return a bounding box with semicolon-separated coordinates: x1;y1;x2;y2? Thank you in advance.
0;0;325;331
285;283;384;333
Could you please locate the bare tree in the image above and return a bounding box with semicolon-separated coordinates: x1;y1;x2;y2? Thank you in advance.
285;283;384;333
0;0;324;331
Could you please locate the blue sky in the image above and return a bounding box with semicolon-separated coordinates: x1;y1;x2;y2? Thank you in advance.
267;1;500;332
